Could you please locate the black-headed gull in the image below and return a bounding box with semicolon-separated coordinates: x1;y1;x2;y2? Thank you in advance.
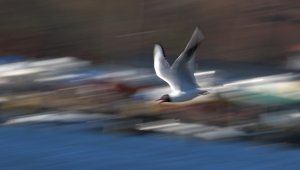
154;27;207;103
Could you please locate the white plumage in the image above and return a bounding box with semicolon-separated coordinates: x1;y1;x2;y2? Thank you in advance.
154;28;206;102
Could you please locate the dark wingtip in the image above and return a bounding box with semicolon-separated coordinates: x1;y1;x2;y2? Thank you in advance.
186;44;198;57
193;27;205;42
183;27;205;56
154;43;162;47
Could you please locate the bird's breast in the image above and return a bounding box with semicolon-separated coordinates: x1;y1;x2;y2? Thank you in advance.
170;89;199;102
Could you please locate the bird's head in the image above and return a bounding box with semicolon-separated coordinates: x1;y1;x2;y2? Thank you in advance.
156;94;171;104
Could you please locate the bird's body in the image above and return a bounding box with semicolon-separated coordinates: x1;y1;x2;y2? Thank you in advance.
153;27;206;103
169;89;200;102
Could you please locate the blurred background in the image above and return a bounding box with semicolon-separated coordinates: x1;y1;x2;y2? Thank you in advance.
0;0;300;169
1;0;300;66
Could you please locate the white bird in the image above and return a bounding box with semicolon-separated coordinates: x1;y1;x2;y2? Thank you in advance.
154;27;207;103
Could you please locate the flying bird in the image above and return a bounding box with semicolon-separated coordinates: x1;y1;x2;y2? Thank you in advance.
154;27;207;103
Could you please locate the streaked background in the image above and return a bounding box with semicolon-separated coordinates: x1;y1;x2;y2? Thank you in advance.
0;0;300;65
0;0;299;169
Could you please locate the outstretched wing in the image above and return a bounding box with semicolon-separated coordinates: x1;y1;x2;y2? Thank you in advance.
171;27;205;91
153;44;178;91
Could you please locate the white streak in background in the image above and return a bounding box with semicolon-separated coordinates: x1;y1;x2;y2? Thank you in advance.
0;57;90;79
116;30;157;38
137;122;181;131
0;97;9;102
193;127;246;140
41;61;90;71
223;78;264;86
121;74;155;81
0;68;44;77
176;126;218;135
3;113;109;125
223;73;296;87
95;70;138;80
194;70;216;76
291;113;300;118
137;119;245;140
0;62;29;72
28;57;76;67
261;73;296;81
94;69;154;81
159;123;203;131
35;74;85;82
138;122;180;130
27;57;90;70
136;119;180;130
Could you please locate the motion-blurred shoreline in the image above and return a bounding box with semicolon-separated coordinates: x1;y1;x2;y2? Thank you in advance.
0;55;298;144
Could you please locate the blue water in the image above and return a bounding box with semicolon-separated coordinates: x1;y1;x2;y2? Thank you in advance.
0;125;300;170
